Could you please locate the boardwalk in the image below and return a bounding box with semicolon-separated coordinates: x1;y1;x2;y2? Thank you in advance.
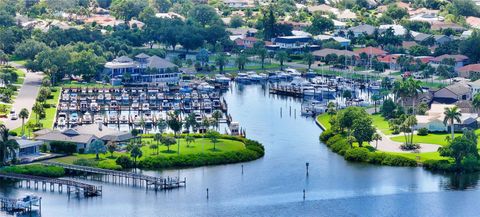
0;172;102;197
43;162;186;190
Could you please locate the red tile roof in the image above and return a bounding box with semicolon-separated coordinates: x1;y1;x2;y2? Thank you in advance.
402;41;418;49
354;47;387;56
458;64;480;73
431;54;468;62
378;54;402;63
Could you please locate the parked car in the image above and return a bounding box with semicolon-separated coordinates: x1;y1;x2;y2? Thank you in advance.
10;110;17;120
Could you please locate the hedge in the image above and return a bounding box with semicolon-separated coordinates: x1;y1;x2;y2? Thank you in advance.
0;165;65;178
73;158;122;170
50;141;77;154
320;130;417;167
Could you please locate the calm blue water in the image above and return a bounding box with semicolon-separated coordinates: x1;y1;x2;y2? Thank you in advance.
1;83;479;217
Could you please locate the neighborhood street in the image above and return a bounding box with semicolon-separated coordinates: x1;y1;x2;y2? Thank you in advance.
2;62;44;130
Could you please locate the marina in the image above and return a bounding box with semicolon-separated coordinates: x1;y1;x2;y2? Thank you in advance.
0;195;41;213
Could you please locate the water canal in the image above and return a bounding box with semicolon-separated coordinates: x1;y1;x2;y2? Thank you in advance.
1;83;479;217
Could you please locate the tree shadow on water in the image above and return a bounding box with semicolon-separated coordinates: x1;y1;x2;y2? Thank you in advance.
440;172;480;190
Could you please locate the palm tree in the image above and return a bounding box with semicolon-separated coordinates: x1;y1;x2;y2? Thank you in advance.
166;112;183;155
235;54;248;70
0;125;19;165
372;133;382;149
153;133;162;155
185;113;198;133
303;53;314;69
215;53;228;73
202;117;211;132
257;48;267;69
405;78;422;114
211;110;222;130
185;135;195;148
443;106;462;140
371;94;381;114
18;108;29;136
156;119;167;134
275;51;288;70
130;145;143;167
32;102;44;125
473;93;480;114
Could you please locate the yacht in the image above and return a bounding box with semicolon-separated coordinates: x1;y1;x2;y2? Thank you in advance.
120;114;129;123
108;112;118;124
90;101;99;112
131;101;140;110
68;103;77;111
197;82;215;92
141;103;150;111
235;73;250;83
57;112;67;127
94;114;104;124
69;113;79;126
60;103;68;111
215;74;230;84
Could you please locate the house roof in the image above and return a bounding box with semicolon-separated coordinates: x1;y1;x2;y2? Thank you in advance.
431;54;469;62
378;54;402;63
413;33;432;41
444;83;471;96
274;36;311;43
36;130;98;144
431;22;465;31
337;9;357;20
402;41;418;49
312;48;358;57
135;53;150;59
348;24;375;35
466;16;480;28
226;27;258;36
114;56;133;63
354;47;387;56
458;64;480;73
101;132;135;142
307;4;334;13
147;56;176;69
16;139;43;149
379;25;406;36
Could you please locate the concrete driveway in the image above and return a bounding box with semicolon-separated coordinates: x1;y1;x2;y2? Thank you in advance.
2;63;44;130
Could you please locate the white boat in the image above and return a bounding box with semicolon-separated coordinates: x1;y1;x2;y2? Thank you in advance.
197;82;215;92
131;101;140;110
120;114;128;123
141;103;150;111
235;73;250;83
69;113;79;126
90;101;99;111
68;103;77;111
83;112;92;124
215;74;230;84
108;112;118;124
57;112;67;127
60;103;68;111
94;115;103;124
247;71;266;82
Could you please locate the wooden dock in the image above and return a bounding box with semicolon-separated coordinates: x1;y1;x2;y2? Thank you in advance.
0;172;102;197
0;195;41;213
269;85;304;97
43;162;186;191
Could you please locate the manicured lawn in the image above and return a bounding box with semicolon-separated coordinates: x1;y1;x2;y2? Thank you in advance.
316;113;331;129
61;81;114;88
390;133;461;147
12;60;27;66
371;114;392;135
53;138;246;164
385;151;447;162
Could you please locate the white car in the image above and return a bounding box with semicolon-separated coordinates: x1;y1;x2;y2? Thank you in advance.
10;110;17;120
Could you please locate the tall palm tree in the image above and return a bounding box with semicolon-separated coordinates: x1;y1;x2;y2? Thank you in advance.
443;106;462;140
372;133;382;149
405;78;422;114
32;102;44;125
257;48;267;69
275;51;288;70
211;110;222;130
215;53;228;73
303;53;314;69
18;108;29;136
0;125;19;165
166;112;183;155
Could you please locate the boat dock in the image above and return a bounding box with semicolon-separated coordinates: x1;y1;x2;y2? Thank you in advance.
43;162;186;190
0;172;102;197
0;195;41;213
269;85;304;97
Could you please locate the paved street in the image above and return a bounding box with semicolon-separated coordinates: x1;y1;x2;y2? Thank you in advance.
1;63;44;130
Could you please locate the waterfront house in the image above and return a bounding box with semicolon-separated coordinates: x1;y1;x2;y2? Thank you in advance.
104;53;179;86
315;35;351;47
433;83;471;104
415;104;478;132
14;138;43;161
354;47;387;57
35;129;98;152
458;64;480;78
312;48;358;61
73;124;134;146
267;36;318;52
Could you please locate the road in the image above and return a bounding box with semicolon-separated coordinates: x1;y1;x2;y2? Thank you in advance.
2;63;44;131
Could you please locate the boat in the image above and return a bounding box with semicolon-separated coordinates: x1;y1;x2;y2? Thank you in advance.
235;73;250;83
141;103;150;111
60;103;68;111
83;112;92;124
94;114;103;124
108;112;118;124
197;82;215;92
215;74;230;84
68;103;77;111
90;101;99;112
57;112;67;127
268;71;280;81
69;113;79;126
131;101;140;110
120;114;128;123
144;113;153;126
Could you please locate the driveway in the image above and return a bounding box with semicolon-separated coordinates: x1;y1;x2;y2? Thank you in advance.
2;63;44;130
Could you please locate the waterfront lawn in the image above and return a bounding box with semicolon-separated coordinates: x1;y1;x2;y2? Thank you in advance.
53;138;246;166
386;151;447;162
390;132;462;147
316;113;331;129
61;81;114;88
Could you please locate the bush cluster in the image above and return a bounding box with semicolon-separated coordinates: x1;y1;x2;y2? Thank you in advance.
417;128;429;136
0;165;65;178
73;158;122;170
50;141;77;154
320;130;417;167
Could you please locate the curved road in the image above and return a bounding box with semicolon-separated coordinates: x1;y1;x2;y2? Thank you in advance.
2;63;44;130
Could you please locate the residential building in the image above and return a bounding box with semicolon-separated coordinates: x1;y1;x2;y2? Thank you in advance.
431;22;466;32
466;16;480;29
354;47;388;57
430;54;469;69
336;9;357;22
14;139;43;161
433;83;471;104
378;54;403;70
223;0;254;8
312;48;358;60
458;64;480;78
415;104;478;132
315;35;351;47
35;129;98;152
469;78;480;95
307;4;334;13
267;36;316;51
348;24;376;37
234;37;258;49
379;25;406;36
104;54;179;86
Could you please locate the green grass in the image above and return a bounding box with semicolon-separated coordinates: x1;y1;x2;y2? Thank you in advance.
385;151;447;162
61;81;114;88
316;113;331;129
11;60;27;66
390;133;460;147
371;114;392;135
54;138;246;164
420;81;446;88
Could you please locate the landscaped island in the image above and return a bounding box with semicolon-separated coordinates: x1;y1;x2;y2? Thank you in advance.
51;134;264;170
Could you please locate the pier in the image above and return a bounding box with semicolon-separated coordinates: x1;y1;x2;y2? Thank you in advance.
0;195;41;213
43;162;186;190
269;85;304;97
0;172;102;197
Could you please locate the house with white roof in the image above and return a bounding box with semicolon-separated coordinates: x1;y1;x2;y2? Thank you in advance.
379;24;406;36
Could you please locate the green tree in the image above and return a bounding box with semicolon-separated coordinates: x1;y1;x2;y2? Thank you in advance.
230;15;244;28
235;54;248;70
110;0;147;22
371;94;382;113
153;133;162;155
88;140;106;160
372;133;382;149
307;13;334;34
473;93;480;112
167;112;183;154
18;108;29;136
211;110;222;130
303;53;314;69
188;4;220;27
215;53;228;73
156;119;167;133
32;102;44;125
206;130;220;150
162;136;176;152
352;116;375;147
439;130;479;167
0;125;19;165
257;48;268;69
130;145;143;166
185;135;195;148
443;106;462;140
275;51;288;70
106;141;117;157
326;102;336;117
149;143;158;155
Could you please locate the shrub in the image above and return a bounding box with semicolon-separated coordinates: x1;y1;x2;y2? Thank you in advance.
50;141;77;154
0;165;65;178
326;134;344;147
417;128;429;136
423;160;455;171
116;156;134;169
368;152;386;164
73;158;98;167
381;155;417;167
8;131;17;136
98;160;122;170
330;139;350;155
40;144;48;153
344;148;370;162
320;129;335;142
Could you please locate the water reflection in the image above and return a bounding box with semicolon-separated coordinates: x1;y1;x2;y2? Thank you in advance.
440;172;480;190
